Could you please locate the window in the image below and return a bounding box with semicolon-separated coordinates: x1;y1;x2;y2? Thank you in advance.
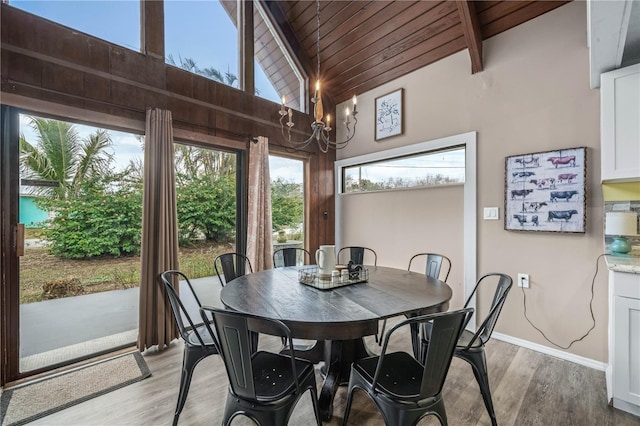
8;0;140;51
342;146;466;193
270;155;304;243
254;2;304;109
165;0;238;87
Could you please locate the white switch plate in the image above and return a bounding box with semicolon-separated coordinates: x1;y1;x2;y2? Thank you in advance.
483;207;499;220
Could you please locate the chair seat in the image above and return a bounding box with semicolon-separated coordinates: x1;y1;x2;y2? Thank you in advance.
456;329;483;350
186;325;217;346
353;352;424;399
251;351;315;400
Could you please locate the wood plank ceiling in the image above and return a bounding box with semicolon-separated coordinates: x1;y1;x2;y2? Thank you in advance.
260;0;570;105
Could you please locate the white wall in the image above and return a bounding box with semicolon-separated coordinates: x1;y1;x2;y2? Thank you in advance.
337;2;607;363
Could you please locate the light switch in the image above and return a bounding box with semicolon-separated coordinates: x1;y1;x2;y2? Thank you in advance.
483;207;499;220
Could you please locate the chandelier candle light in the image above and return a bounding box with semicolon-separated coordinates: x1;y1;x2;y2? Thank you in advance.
279;0;358;153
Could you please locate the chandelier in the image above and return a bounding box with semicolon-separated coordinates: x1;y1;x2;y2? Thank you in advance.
279;0;357;153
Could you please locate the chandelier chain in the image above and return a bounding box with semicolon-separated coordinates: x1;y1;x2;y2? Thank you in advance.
278;0;358;152
316;0;321;80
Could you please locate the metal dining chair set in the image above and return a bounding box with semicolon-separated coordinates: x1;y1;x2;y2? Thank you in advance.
160;246;512;426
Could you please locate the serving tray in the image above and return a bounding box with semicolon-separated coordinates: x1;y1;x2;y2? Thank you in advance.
298;266;369;290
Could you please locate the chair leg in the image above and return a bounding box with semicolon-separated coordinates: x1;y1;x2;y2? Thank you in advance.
173;348;200;425
457;349;497;426
342;386;357;426
308;385;322;426
378;319;387;346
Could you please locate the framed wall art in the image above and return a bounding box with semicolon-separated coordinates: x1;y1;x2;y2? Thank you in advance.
375;88;403;140
504;147;586;233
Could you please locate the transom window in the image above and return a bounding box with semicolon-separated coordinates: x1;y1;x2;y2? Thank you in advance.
8;0;140;51
342;146;466;193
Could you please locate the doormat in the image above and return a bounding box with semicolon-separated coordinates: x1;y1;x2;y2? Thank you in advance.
0;351;151;426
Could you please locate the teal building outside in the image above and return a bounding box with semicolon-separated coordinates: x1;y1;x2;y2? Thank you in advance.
19;195;48;228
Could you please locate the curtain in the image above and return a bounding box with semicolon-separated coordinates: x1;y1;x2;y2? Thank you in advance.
137;108;179;352
246;136;273;271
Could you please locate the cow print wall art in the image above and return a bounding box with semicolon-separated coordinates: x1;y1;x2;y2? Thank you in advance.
505;147;586;233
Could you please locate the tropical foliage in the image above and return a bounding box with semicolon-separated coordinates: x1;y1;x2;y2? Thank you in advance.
176;176;236;244
271;178;303;231
20;117;113;199
22;117;303;259
38;171;143;259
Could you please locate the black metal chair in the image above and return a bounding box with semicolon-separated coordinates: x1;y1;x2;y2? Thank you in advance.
160;270;219;426
343;308;474;426
213;252;253;287
407;252;452;279
337;246;377;266
421;272;513;426
379;252;452;347
200;306;322;426
273;247;311;268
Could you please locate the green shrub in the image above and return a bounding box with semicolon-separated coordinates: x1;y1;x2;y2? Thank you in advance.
39;173;143;259
177;176;236;243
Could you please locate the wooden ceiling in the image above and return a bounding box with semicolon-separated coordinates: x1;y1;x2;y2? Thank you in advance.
261;0;570;105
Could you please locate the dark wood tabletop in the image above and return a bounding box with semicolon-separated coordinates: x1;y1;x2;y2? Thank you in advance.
219;265;452;340
219;265;452;420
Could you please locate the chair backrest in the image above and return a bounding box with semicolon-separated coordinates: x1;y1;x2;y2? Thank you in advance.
376;307;474;399
273;247;311;268
160;270;209;346
200;307;300;400
214;252;253;287
337;246;377;266
407;253;451;281
462;272;513;348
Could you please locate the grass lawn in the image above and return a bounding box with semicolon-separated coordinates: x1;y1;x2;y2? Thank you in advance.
19;241;232;304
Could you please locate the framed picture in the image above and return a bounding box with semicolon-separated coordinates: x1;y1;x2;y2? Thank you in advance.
375;88;403;140
504;147;587;233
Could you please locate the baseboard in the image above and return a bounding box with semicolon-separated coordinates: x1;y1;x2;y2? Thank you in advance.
492;332;608;372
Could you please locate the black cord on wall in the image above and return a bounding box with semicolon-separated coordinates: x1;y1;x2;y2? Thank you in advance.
522;254;606;350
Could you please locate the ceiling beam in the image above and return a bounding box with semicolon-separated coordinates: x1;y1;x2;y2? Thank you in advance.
456;0;483;74
260;1;314;82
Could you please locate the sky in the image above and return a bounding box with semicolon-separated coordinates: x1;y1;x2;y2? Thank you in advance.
9;0;280;102
13;0;300;182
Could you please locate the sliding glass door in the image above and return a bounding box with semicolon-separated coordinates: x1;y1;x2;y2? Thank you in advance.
17;112;144;373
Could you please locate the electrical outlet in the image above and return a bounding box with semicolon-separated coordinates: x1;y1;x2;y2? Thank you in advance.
517;273;529;288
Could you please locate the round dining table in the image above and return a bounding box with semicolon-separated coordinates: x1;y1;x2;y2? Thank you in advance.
219;265;452;421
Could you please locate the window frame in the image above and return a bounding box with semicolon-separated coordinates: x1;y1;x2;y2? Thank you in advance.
341;145;466;194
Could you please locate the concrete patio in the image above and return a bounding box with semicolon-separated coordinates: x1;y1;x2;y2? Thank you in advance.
19;276;222;372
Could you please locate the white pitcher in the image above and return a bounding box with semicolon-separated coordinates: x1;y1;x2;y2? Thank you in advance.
315;245;336;277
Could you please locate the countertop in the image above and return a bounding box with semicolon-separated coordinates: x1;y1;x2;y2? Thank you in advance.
605;250;640;274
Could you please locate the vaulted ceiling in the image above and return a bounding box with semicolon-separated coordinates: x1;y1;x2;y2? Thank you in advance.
260;0;570;105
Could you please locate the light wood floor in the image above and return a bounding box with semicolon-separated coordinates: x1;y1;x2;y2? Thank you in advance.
26;318;640;426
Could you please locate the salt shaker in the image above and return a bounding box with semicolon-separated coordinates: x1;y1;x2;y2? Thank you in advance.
331;270;340;284
341;269;350;282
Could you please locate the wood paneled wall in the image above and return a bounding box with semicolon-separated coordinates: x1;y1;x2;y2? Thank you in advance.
0;3;335;253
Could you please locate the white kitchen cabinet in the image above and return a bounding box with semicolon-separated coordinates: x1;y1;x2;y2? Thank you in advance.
607;269;640;417
600;64;640;182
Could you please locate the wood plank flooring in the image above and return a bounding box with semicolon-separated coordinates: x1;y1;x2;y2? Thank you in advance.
21;318;640;425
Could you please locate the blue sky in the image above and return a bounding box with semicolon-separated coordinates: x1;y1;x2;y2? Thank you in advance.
13;1;300;182
10;0;280;102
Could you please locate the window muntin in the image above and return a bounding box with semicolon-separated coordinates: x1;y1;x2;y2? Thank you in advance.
165;0;238;86
8;0;140;51
342;146;465;193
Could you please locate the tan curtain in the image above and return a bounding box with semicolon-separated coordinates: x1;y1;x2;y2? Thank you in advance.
137;108;179;352
246;136;273;271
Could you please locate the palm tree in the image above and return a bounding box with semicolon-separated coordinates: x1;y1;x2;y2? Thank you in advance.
20;117;114;199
